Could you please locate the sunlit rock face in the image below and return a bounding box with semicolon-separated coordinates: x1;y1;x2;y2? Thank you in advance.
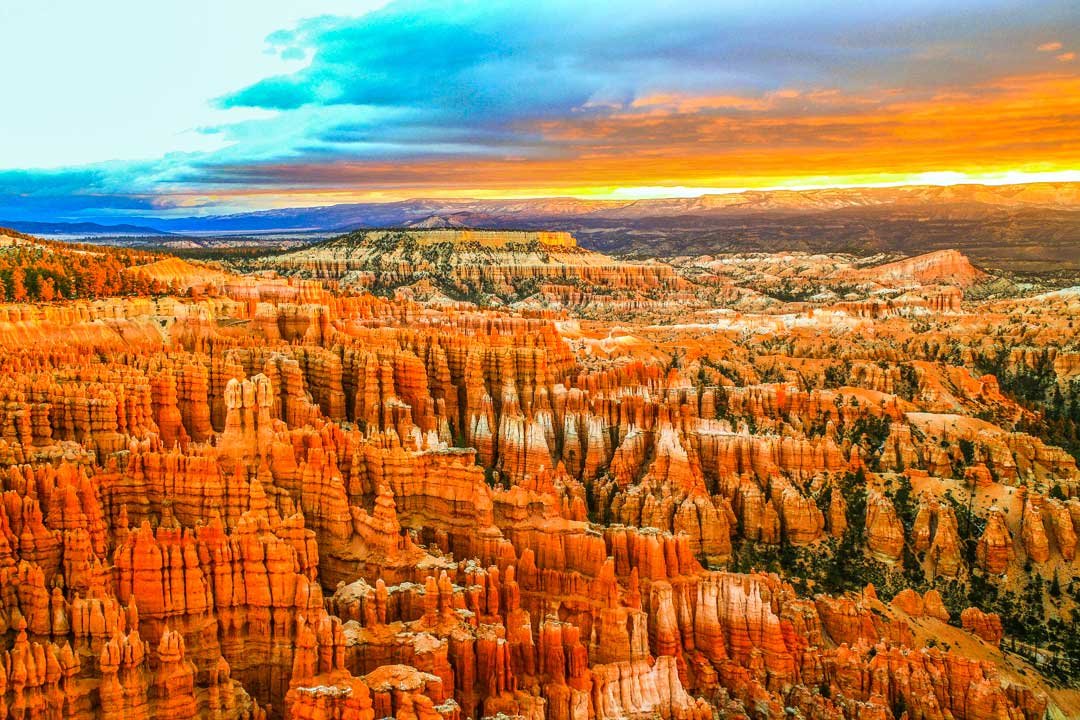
0;231;1073;719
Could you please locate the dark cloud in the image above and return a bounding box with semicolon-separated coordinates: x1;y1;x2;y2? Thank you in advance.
222;0;1077;111
0;160;204;221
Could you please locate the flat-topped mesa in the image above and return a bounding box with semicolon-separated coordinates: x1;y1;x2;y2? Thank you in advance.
393;229;577;248
314;228;584;257
250;227;686;308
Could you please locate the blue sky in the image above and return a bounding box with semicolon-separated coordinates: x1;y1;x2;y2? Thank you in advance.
1;0;1078;221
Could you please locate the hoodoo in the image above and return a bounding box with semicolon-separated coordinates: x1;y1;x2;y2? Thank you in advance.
0;227;1073;718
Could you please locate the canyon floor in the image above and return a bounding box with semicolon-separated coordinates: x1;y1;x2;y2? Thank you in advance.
0;227;1077;719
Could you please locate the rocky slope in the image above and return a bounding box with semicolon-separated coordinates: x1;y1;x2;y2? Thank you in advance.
844;249;987;288
0;231;1074;719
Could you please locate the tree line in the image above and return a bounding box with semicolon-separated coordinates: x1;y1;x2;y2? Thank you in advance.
0;229;170;301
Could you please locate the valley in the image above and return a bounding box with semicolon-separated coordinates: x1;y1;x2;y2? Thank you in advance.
0;226;1076;718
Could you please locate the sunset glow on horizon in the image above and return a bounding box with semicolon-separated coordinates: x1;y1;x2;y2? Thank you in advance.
174;169;1080;212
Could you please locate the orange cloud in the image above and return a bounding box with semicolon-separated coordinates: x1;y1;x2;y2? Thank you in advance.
522;73;1080;179
1038;41;1063;52
1059;52;1076;62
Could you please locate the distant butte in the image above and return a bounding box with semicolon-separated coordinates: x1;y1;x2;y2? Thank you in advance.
846;249;987;287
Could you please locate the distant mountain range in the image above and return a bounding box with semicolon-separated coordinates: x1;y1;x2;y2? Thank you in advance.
129;182;1080;235
0;220;172;236
8;182;1080;271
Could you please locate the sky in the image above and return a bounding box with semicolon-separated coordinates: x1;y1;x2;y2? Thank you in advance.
0;0;1078;221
